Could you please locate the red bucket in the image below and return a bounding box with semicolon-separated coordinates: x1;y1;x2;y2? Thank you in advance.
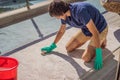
0;56;19;80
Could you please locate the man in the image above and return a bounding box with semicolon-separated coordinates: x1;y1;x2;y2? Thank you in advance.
41;1;108;70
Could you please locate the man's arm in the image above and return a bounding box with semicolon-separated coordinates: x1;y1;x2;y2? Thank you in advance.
54;24;66;44
41;24;66;54
86;19;100;48
86;19;103;70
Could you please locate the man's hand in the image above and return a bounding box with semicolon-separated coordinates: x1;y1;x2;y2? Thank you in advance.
41;43;57;53
94;48;103;70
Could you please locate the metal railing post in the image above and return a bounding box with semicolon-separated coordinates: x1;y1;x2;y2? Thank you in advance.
26;0;30;9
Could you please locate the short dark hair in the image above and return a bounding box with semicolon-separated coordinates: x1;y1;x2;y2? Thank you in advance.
48;1;70;17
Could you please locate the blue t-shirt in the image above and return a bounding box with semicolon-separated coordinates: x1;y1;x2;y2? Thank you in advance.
61;2;107;36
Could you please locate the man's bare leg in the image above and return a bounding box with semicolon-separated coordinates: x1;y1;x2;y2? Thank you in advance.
66;30;90;52
82;39;107;62
66;38;84;52
81;45;95;62
101;39;107;49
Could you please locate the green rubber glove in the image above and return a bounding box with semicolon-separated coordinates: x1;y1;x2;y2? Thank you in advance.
94;48;103;70
41;43;57;53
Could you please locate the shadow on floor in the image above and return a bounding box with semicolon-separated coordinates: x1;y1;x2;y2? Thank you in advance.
65;48;115;68
31;18;43;38
81;48;117;80
67;49;85;58
51;51;86;78
42;48;116;79
114;29;120;43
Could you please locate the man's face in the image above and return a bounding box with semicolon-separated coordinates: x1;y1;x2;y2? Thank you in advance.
54;13;67;20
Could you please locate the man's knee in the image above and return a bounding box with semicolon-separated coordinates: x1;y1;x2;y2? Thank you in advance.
65;43;82;52
65;46;74;52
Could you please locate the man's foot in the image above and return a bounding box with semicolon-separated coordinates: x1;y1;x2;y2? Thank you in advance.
101;39;107;49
